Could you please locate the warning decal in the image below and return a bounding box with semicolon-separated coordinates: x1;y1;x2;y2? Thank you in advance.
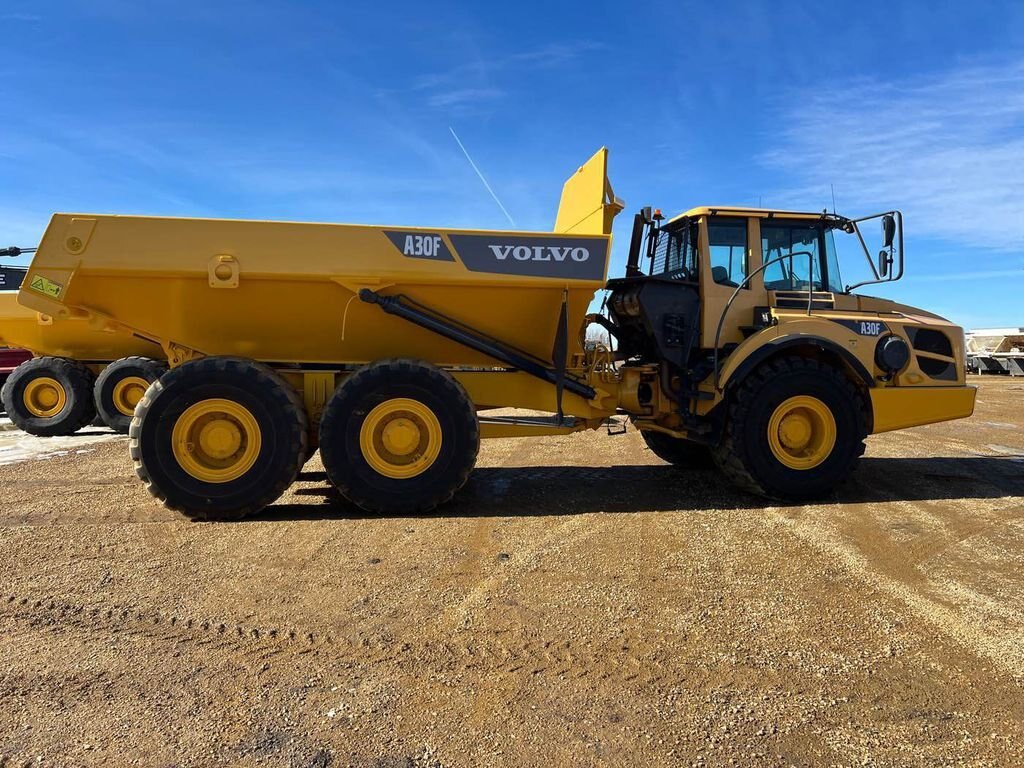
29;275;62;298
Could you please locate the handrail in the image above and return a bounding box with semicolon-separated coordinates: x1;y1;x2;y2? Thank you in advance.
712;251;816;391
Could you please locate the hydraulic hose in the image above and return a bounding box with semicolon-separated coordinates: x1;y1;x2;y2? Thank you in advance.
0;246;36;258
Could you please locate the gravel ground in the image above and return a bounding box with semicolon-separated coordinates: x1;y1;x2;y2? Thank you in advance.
1;376;1023;767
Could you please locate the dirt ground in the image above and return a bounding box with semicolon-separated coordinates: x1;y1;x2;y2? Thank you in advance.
0;376;1022;767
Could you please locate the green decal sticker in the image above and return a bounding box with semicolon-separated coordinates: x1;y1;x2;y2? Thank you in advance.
29;275;62;298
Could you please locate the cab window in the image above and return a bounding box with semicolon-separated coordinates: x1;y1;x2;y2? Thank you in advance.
762;221;843;292
707;218;748;288
651;220;699;281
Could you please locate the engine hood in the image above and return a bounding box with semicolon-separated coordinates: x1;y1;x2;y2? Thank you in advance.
855;293;958;328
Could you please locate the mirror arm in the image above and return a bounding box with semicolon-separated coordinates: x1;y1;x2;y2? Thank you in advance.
844;210;905;293
852;221;881;281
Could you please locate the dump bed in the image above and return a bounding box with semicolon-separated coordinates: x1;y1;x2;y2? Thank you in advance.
0;291;160;361
18;149;621;370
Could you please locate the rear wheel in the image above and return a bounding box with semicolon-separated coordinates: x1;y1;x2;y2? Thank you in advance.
94;356;168;433
640;429;712;468
130;357;307;520
713;356;867;500
319;359;479;515
1;356;96;436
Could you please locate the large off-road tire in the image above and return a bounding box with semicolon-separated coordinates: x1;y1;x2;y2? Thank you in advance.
319;359;479;515
1;356;97;436
712;356;867;500
94;356;168;433
641;429;712;468
130;357;308;521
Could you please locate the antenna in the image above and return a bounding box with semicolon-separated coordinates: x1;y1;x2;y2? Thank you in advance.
448;126;516;228
830;184;837;214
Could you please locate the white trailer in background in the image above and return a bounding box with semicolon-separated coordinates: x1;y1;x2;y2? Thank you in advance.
966;328;1024;376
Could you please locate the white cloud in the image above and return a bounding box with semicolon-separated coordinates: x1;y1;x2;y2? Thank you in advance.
413;41;602;110
761;59;1024;252
426;87;503;108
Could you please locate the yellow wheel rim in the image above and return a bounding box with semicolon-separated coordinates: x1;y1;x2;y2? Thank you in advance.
171;398;262;483
767;395;836;470
359;397;442;479
23;377;67;418
112;375;150;416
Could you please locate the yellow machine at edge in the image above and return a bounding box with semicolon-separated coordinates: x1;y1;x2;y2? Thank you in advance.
0;286;165;435
9;148;975;519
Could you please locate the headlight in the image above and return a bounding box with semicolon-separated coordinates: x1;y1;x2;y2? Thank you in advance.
875;335;910;374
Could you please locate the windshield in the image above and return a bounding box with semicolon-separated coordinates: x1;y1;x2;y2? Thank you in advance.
761;221;844;293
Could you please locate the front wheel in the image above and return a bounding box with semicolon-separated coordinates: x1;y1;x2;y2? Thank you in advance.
713;357;867;500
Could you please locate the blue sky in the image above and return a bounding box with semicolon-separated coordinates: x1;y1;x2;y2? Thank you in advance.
2;1;1023;328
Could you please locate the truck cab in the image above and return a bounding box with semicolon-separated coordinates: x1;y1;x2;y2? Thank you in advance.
603;204;975;499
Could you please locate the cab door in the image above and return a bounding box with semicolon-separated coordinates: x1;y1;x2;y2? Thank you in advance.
698;214;765;349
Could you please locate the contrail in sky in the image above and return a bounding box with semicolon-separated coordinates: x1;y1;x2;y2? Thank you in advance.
448;126;516;228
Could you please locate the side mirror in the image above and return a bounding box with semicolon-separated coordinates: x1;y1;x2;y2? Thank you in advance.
878;249;892;278
881;214;896;248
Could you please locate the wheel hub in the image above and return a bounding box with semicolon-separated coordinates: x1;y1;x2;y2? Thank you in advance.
172;398;262;483
381;417;421;456
778;412;812;450
112;376;149;416
23;377;66;418
767;395;837;470
198;418;243;460
360;398;442;479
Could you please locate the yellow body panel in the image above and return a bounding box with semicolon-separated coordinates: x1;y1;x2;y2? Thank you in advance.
19;150;617;374
700;306;971;435
0;290;161;361
870;385;976;432
452;370;606;416
555;148;623;235
689;205;972;438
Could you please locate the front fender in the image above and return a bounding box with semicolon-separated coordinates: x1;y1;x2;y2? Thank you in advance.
717;323;875;393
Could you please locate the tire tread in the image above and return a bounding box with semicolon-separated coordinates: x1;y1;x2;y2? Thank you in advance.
129;357;307;521
1;356;97;436
320;358;479;515
712;356;868;499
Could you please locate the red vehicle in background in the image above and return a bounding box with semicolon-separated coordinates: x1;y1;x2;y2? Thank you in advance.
0;345;32;382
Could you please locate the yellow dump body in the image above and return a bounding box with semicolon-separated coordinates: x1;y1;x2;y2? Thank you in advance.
0;291;160;362
18;150;620;375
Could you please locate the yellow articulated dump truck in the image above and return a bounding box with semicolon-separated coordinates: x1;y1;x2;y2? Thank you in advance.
0;263;165;435
8;149;974;519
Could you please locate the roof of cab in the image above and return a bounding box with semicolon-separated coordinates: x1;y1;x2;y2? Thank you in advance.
668;206;840;224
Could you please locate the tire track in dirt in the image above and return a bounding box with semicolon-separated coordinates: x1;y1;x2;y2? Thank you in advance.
442;435;596;631
769;506;1024;680
0;591;687;687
